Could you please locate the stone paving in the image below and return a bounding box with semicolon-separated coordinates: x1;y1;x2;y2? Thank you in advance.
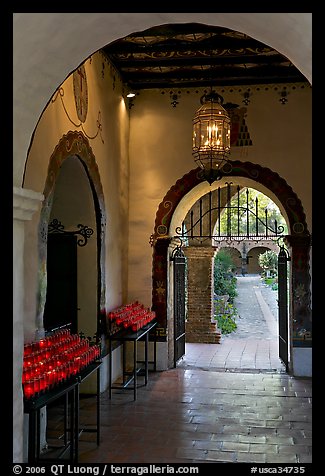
178;274;285;372
45;274;312;465
71;367;312;464
230;274;278;339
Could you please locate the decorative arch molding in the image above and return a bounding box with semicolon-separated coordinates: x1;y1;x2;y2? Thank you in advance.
153;161;309;240
151;161;311;349
37;130;106;330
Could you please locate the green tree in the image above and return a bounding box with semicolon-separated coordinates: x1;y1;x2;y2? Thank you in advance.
218;187;287;237
258;250;278;276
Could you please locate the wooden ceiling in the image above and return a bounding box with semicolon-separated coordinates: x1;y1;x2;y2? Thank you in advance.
101;23;307;90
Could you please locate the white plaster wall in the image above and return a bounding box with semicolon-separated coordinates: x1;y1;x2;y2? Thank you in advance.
13;219;25;462
127;86;312;306
21;53;130;395
80;348;122;394
23;51;130;320
12;13;313;461
13;188;44;463
23;208;43;341
13;13;311;187
292;348;312;377
156;342;169;371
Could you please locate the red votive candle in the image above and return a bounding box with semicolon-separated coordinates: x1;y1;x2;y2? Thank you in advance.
24;343;33;356
23;380;34;399
39;375;46;392
33;377;40;395
74;357;81;373
22;370;28;384
38;339;46;349
23;356;33;368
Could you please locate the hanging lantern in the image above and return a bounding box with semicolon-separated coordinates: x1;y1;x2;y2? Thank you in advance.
192;90;231;184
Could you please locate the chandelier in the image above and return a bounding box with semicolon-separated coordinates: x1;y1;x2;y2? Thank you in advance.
192;89;231;184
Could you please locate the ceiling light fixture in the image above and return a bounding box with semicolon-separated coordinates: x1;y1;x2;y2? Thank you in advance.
192;89;231;184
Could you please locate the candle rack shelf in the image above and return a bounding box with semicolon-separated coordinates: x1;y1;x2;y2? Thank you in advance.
23;328;102;463
24;360;101;463
108;319;157;401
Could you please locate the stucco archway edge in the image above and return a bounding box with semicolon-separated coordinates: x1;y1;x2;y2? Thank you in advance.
13;12;312;186
155;163;309;242
169;175;292;237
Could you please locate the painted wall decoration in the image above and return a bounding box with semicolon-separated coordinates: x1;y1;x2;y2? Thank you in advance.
151;161;311;347
73;65;88;123
51;82;104;144
285;234;312;346
224;104;253;147
152;236;170;339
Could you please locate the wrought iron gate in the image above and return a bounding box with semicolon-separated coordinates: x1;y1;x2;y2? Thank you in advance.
171;183;289;369
277;246;290;371
172;246;186;367
175;183;285;243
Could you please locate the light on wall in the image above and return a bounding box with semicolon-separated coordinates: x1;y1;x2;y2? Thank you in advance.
126;90;136;109
192;89;231;184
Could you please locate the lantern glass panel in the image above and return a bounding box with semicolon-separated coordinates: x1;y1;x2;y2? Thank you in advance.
192;101;230;162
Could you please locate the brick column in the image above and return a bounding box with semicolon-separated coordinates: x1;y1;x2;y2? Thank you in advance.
183;246;221;343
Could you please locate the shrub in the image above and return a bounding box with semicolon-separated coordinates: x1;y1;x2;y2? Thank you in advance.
258;250;278;277
213;299;238;334
214;250;238;302
215;313;237;334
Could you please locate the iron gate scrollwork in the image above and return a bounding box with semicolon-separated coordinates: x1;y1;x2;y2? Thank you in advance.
175;182;285;243
48;218;94;246
171;244;186;366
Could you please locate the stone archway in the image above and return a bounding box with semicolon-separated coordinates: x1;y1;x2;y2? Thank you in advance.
151;160;311;374
37;130;106;333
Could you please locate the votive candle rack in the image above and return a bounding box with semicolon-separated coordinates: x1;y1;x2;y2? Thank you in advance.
106;301;156;332
22;329;101;399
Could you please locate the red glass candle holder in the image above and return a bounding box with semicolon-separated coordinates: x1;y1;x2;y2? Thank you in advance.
39;375;46;392
24;343;33;356
38;339;47;350
23;380;35;399
23;328;99;397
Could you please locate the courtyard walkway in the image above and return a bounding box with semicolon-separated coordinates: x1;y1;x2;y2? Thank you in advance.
177;274;285;372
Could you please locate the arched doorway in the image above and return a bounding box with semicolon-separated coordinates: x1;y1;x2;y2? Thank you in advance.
44;156;97;336
151;161;311;375
38;131;106;338
12;14;312;464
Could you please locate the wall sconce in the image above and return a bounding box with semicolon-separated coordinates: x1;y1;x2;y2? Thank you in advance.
126;90;136;109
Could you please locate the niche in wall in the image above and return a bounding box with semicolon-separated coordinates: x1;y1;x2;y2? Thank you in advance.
44;155;98;338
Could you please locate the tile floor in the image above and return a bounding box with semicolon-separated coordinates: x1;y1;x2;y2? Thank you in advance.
178;340;285;372
45;354;312;465
44;276;312;465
